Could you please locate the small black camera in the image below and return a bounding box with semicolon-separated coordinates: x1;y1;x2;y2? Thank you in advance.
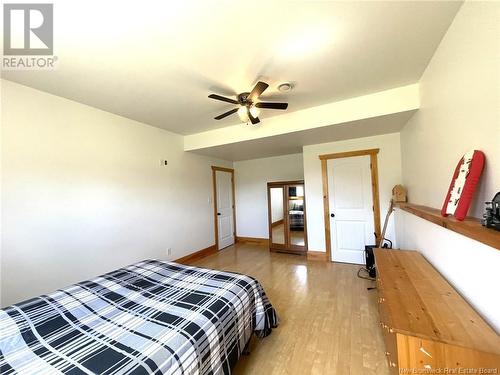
481;192;500;231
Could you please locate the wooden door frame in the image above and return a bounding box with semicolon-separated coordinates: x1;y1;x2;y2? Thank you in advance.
319;148;381;262
267;180;308;254
212;166;236;250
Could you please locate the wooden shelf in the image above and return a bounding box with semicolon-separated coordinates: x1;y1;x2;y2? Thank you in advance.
396;203;500;250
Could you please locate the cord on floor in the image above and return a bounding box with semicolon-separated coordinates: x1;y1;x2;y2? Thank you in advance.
357;267;375;281
357;267;377;290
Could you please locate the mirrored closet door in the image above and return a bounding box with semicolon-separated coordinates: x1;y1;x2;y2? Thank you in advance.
267;180;307;254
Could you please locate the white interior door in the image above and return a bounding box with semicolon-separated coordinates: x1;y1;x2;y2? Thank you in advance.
328;155;375;264
216;170;235;250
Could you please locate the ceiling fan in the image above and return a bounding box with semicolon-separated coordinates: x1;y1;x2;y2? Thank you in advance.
208;81;289;125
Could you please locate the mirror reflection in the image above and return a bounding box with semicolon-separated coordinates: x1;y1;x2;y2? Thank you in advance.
288;185;305;246
270;187;285;244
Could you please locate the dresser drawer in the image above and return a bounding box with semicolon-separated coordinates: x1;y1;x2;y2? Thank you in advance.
396;334;500;370
383;329;399;374
378;296;399;373
374;249;500;373
377;290;391;327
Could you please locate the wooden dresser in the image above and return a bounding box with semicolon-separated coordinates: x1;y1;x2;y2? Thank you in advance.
374;249;500;373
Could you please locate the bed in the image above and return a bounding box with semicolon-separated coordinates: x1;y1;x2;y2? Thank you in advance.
289;201;304;231
0;260;278;374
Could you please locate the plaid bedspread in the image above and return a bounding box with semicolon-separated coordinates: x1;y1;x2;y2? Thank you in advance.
0;260;278;374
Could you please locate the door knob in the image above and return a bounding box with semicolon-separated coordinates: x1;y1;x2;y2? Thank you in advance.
330;213;335;218
217;213;221;216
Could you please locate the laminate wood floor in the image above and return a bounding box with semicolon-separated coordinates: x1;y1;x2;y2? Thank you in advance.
191;243;390;375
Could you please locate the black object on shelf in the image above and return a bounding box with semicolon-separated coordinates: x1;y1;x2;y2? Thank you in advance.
381;238;393;249
481;192;500;231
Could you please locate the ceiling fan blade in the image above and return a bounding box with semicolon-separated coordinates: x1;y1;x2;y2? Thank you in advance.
248;81;269;101
248;110;260;125
208;94;239;105
214;108;238;120
255;102;288;110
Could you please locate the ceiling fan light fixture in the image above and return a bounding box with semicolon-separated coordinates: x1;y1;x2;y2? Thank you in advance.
237;106;249;122
249;106;260;118
209;81;288;123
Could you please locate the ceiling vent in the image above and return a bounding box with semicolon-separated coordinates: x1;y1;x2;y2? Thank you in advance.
278;82;293;92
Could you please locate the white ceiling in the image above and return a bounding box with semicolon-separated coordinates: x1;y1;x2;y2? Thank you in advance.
189;110;416;161
1;1;461;135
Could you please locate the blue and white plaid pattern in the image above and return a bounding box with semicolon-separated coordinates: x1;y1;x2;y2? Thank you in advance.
0;260;278;374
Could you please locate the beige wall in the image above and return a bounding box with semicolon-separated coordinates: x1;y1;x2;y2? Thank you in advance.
303;133;402;254
401;2;499;217
234;153;303;239
1;80;232;307
397;1;500;332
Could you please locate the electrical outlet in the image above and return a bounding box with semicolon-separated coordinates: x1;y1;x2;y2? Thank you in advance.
167;248;172;256
159;159;168;166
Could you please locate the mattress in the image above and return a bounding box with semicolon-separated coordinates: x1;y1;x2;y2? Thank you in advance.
0;260;278;374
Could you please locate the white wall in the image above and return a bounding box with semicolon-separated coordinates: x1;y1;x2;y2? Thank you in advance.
1;80;232;307
397;2;500;332
303;133;402;252
234;154;303;239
